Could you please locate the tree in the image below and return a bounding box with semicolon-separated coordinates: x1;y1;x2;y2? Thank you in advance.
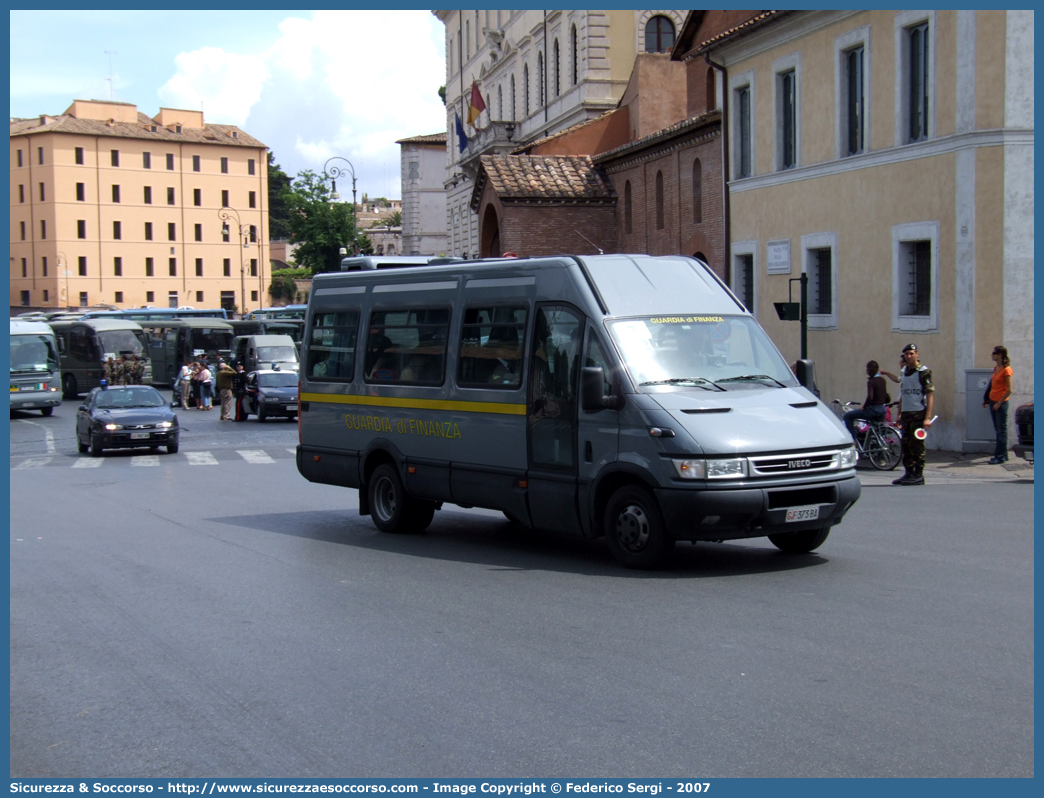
438;85;447;106
267;151;293;240
268;274;297;303
282;169;356;274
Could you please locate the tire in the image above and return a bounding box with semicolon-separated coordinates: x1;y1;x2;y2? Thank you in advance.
604;485;674;569
90;434;103;457
77;436;89;454
868;427;903;471
166;442;179;454
41;407;54;417
367;463;435;534
769;526;831;554
62;374;78;399
257;408;266;423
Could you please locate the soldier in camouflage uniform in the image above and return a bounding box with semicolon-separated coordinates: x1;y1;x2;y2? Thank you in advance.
102;357;116;386
892;343;935;486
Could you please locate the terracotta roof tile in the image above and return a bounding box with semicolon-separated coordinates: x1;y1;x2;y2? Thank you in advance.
10;111;266;149
397;132;447;145
696;11;788;54
479;155;615;202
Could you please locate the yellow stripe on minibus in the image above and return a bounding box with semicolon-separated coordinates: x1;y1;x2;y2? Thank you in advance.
300;392;527;416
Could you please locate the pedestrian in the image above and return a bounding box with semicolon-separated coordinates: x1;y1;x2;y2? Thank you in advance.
233;364;249;421
176;359;193;408
842;360;891;439
892;343;935;486
190;362;202;408
983;345;1014;464
216;362;235;420
198;362;213;410
103;356;116;385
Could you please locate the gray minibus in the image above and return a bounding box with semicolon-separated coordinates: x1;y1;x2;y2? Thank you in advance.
48;318;152;398
137;319;235;388
10;320;62;414
231;334;299;374
339;255;464;271
296;254;860;569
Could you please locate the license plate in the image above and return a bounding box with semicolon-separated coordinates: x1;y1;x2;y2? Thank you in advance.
785;506;820;522
286;405;297;412
130;432;151;440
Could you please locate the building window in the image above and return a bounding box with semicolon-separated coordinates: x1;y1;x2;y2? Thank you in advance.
194;223;203;242
78;257;87;276
223;258;231;277
193;188;202;206
510;74;516;121
168;291;178;308
465;19;470;61
40;220;47;239
645;15;675;54
169;258;177;277
75;147;84;165
38;147;45;165
143;152;151;169
110;150;119;167
113;221;122;240
115;292;123;303
891;221;939;332
20;290;30;307
249;225;257;243
114;257;122;276
143;186;152;204
221;189;229;207
251;290;259;302
166;153;175;170
111;184;120;203
193;155;201;172
79;292;89;307
221;157;229;174
250;258;258;277
624;181;633;235
42;290;49;302
523;63;530;114
41;257;47;276
248;159;255;175
655;171;665;230
167;187;175;205
778;69;797;169
538;52;545;106
39;182;46;201
20;221;26;241
222;224;230;243
553;39;561;97
146;291;154;302
735;83;752;178
732;251;755;314
196;291;204;303
145;258;154;277
571;25;578;85
249;191;256;208
692;159;702;223
195;258;204;277
168;223;176;241
77;220;86;239
907;23;929;142
21;258;27;278
706;67;716;113
844;45;865;155
19;184;25;203
144;222;153;241
17;149;23;167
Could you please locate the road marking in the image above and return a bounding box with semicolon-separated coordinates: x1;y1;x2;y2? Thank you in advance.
72;458;104;468
287;448;297;454
186;451;219;466
131;455;161;467
238;450;275;464
17;419;56;454
15;457;52;469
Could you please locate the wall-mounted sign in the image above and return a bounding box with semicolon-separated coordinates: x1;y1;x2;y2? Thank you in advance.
767;239;791;274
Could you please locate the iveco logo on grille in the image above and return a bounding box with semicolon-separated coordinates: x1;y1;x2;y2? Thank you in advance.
788;459;812;469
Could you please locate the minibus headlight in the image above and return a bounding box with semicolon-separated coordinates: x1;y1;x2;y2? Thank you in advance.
672;458;748;480
839;447;858;468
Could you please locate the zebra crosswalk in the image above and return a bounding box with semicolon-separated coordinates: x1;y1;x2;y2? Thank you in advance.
11;448;298;470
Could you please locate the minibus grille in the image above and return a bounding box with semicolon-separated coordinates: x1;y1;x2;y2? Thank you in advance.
749;450;839;476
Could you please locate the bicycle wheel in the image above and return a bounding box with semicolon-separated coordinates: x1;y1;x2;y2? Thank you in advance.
868;426;903;470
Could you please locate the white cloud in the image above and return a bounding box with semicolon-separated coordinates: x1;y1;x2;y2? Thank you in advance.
158;47;268;125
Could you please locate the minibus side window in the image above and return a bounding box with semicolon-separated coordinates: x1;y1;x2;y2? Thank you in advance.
365;308;450;385
457;305;527;389
529;306;583;469
308;311;359;381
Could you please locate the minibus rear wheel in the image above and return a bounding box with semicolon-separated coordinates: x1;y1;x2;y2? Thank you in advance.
604;485;674;569
368;463;435;534
768;526;831;554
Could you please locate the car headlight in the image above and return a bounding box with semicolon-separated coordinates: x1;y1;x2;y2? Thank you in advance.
672;458;748;480
103;423;122;430
157;421;173;429
838;447;857;468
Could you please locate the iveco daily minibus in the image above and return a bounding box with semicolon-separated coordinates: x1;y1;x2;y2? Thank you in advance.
296;254;860;568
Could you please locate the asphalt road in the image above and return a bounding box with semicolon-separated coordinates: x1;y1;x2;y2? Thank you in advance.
9;399;1035;778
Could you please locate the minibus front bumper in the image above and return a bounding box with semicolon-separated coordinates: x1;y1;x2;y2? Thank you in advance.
654;475;861;541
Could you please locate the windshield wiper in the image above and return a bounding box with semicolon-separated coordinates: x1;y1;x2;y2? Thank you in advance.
639;377;725;391
717;374;788;388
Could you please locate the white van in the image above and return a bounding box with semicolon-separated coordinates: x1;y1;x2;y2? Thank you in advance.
231;334;299;374
296;254;860;568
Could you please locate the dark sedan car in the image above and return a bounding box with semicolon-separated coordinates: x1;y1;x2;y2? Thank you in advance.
76;385;180;456
243;369;299;422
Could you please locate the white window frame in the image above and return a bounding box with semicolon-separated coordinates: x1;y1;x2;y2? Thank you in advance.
835;25;872;159
891;221;939;332
772;53;802;172
730;240;758;318
894;10;936;147
729;70;755;180
802;232;838;330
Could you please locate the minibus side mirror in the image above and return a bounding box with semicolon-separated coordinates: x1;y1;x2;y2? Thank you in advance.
581;366;624;412
795;359;820;397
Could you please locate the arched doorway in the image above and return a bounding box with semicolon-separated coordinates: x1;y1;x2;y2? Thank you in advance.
481;205;501;258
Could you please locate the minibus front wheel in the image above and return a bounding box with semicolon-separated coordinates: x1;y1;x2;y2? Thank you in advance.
768;526;831;554
368;463;435;534
604;485;674;569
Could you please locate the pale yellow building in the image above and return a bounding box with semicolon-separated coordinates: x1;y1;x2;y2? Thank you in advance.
10;100;269;314
702;10;1033;451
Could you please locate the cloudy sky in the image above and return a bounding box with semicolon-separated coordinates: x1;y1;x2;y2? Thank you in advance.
9;9;448;200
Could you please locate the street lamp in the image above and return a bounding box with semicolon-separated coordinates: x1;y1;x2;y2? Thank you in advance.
324;156;358;256
218;206;251;317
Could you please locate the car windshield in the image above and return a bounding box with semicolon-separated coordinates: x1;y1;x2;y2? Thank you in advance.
258;372;298;388
10;335;60;373
257;346;296;362
94;387;166;409
607;315;798;389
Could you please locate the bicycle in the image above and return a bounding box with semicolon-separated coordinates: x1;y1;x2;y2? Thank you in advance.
831;400;903;470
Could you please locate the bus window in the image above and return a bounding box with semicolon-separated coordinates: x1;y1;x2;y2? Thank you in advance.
308;311;359;381
364;308;450;385
97;328;147;359
457;305;527;389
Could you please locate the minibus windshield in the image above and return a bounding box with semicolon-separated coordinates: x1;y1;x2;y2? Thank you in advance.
257;345;297;362
10;335;60;373
608;315;798;389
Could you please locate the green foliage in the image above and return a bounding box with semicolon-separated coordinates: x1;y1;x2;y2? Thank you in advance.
267;151;293;240
438;85;447;106
271;267;312;279
268;274;298;302
282;169;357;274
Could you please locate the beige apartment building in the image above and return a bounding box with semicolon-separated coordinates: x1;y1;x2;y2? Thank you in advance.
10;99;269;314
702;10;1034;451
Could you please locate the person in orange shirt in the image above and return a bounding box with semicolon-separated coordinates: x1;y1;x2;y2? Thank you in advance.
983;345;1014;464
